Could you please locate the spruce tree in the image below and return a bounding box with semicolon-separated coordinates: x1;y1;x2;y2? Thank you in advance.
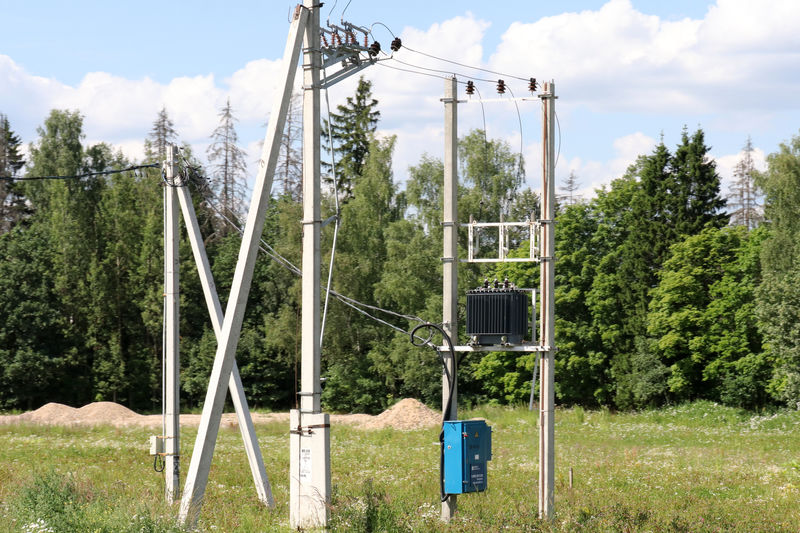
322;76;380;198
144;106;178;162
0;113;26;232
207;98;248;226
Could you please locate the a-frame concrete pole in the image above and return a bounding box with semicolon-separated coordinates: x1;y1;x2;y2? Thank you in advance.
290;0;330;528
164;144;181;504
175;185;274;507
441;75;458;522
538;81;556;520
178;7;308;527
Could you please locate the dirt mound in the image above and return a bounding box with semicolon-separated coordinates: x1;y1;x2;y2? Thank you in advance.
76;402;139;424
21;402;80;425
362;398;441;430
1;398;441;430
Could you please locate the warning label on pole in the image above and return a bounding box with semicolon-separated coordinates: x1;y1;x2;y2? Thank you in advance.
300;448;312;480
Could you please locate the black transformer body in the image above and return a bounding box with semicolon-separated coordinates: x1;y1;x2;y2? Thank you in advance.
466;284;528;345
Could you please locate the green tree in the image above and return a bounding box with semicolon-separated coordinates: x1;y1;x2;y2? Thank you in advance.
647;226;767;408
755;132;800;406
322;77;380;199
321;136;399;413
144;106;178;162
0;113;27;232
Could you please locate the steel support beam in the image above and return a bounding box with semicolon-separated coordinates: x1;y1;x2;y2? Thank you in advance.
178;7;308;526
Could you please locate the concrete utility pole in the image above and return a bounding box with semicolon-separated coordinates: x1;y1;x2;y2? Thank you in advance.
164;144;181;504
290;0;330;528
175;182;274;507
441;75;459;522
178;7;308;527
539;81;556;520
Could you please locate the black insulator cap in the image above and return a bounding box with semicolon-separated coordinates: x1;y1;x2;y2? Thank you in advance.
390;37;402;52
368;41;381;56
466;80;475;95
528;77;538;92
497;79;506;94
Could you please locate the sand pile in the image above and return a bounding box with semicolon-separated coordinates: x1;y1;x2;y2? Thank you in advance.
360;398;441;430
0;398;441;430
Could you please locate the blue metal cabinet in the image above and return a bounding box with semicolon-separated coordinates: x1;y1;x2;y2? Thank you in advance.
442;420;492;494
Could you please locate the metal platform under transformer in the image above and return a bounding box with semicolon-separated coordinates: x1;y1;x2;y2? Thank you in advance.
440;343;550;352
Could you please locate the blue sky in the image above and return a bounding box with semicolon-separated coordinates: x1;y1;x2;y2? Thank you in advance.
3;0;799;198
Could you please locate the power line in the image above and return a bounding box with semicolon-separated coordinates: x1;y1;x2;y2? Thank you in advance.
179;159;430;342
1;163;160;181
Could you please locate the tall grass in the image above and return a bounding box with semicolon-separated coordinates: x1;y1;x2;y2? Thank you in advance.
1;402;799;532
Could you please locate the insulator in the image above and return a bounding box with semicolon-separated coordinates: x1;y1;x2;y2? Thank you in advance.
465;80;475;96
504;278;510;289
528;77;537;92
368;41;381;57
390;37;402;52
322;34;329;47
333;32;340;45
496;79;506;94
348;31;356;44
364;34;369;47
493;278;499;289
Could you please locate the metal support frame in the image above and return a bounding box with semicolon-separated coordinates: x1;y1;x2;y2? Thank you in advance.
178;7;308;527
164;145;180;504
441;76;459;522
466;218;539;263
539;81;557;520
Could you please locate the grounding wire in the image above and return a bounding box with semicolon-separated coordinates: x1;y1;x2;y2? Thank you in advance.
319;66;341;350
1;163;160;181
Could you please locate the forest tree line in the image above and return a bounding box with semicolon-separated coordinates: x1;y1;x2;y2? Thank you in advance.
1;78;799;413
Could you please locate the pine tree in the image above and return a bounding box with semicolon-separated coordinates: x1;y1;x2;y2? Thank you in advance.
144;106;178;162
207;98;248;226
557;170;581;207
0;113;26;232
322;77;380;198
728;136;762;229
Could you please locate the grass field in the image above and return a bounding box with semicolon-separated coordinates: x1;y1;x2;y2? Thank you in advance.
1;401;799;532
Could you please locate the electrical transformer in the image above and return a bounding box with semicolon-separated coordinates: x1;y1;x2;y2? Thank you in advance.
466;280;528;345
442;420;492;494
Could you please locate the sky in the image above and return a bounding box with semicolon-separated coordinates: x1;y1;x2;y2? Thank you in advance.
3;0;799;200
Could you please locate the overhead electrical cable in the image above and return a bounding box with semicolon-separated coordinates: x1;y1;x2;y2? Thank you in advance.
178;157;432;345
1;163;160;181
